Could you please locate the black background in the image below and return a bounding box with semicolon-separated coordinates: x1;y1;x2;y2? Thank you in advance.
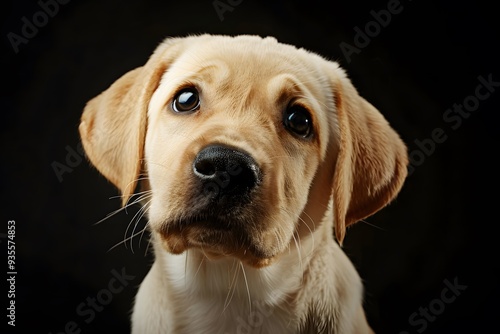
2;0;499;333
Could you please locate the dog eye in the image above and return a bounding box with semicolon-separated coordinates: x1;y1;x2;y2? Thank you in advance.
172;88;200;113
283;105;313;138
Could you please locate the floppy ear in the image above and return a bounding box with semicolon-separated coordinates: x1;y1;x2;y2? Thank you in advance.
79;38;184;205
330;67;408;244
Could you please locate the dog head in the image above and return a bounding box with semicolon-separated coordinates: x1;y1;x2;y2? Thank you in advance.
80;35;407;268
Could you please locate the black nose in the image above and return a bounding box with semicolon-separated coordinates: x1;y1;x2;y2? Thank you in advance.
193;145;261;201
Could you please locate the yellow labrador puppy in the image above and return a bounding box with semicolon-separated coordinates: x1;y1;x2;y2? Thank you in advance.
80;35;407;334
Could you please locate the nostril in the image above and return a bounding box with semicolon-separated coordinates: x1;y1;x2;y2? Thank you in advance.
194;159;216;177
193;145;261;200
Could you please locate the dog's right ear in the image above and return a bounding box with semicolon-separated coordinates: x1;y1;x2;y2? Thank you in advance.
79;38;185;205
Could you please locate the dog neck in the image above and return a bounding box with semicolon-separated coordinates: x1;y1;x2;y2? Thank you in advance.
152;225;323;332
164;238;315;296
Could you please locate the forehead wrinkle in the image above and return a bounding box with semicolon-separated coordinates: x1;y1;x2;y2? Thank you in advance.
206;60;268;114
266;74;314;107
166;51;231;88
194;59;231;86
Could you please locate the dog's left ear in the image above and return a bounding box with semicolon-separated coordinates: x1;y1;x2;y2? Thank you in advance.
79;38;185;205
328;64;408;244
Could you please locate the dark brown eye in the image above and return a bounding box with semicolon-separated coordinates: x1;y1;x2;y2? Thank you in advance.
283;105;313;138
172;88;200;113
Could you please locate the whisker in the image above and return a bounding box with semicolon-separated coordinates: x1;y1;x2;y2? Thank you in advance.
138;216;152;247
188;249;206;284
291;233;304;280
144;235;153;257
124;189;151;215
122;176;151;213
107;225;148;252
109;186;152;201
124;197;153;253
297;216;316;258
359;219;385;231
92;192;152;226
279;206;317;261
223;259;239;313
239;261;252;311
300;210;316;231
131;199;153;252
190;252;205;286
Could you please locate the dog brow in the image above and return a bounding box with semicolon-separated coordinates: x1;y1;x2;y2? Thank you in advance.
267;74;311;107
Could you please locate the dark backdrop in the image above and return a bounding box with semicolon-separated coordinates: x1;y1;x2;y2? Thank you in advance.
2;0;499;333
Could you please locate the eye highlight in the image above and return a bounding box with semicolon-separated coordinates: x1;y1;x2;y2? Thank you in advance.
172;87;200;113
283;105;313;138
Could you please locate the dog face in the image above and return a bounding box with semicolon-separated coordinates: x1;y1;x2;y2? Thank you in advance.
144;37;332;267
80;35;407;268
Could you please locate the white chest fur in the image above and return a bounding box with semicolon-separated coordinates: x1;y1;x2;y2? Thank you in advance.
132;237;318;334
131;233;371;334
164;250;303;334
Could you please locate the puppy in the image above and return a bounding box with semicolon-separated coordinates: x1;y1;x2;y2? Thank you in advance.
79;35;408;333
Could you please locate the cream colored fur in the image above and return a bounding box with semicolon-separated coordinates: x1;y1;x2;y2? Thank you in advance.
79;35;408;333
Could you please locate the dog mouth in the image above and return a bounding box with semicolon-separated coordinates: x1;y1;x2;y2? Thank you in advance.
159;214;240;251
165;215;232;232
157;213;275;267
